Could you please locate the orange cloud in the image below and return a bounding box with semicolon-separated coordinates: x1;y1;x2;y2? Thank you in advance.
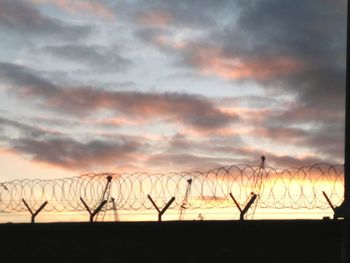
220;107;274;124
147;34;188;50
88;117;145;127
137;10;173;27
190;46;303;81
32;0;115;20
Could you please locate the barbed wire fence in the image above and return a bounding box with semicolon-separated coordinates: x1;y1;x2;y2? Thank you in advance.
0;163;344;222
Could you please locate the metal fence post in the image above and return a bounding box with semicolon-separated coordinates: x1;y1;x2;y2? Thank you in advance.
147;195;175;222
22;199;48;223
229;192;257;221
80;197;107;222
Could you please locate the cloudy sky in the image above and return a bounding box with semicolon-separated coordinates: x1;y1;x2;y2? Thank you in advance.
0;0;347;179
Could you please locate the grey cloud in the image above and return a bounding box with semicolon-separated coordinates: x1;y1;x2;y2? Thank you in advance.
270;104;344;161
0;116;47;138
146;0;232;27
135;27;171;49
162;0;346;163
223;0;346;107
0;113;146;170
0;0;93;40
147;143;331;171
11;137;141;170
0;63;238;131
152;0;346;112
0;62;56;90
146;152;240;171
267;154;329;168
89;0;348;118
37;69;136;90
167;127;339;167
109;0;235;28
301;123;344;162
40;45;131;72
168;133;245;156
218;95;283;109
252;123;344;163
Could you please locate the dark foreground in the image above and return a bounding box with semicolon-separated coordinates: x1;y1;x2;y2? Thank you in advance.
0;220;346;263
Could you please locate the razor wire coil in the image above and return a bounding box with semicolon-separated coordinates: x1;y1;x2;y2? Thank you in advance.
0;163;344;213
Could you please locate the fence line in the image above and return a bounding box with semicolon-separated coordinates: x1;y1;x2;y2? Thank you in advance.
0;163;344;214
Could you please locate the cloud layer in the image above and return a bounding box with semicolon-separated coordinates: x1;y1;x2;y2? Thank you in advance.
0;0;346;175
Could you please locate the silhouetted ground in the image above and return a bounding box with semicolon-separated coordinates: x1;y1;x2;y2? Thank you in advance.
0;220;345;263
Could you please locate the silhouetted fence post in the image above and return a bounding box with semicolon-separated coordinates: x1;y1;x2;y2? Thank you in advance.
111;197;119;221
80;197;107;222
179;179;192;221
229;192;257;221
322;191;337;219
147;194;175;222
21;199;48;223
94;175;113;222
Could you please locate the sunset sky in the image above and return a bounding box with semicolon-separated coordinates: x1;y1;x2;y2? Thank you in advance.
0;0;347;181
